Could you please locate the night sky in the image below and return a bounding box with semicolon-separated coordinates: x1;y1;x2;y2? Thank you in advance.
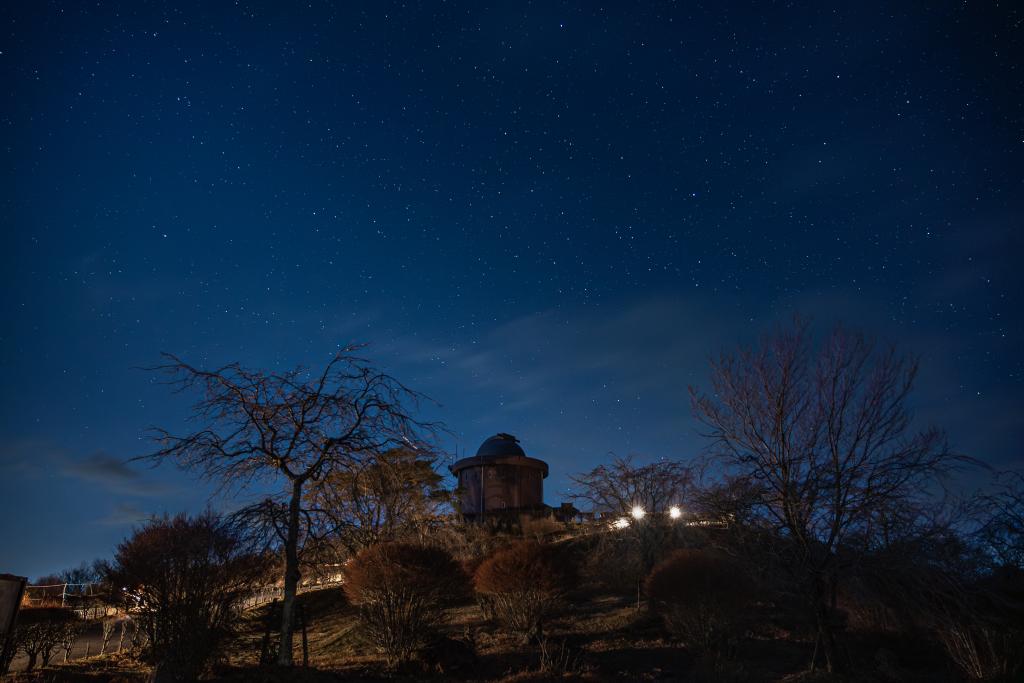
1;2;1021;579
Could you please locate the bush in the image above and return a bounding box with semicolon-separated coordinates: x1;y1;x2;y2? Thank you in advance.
937;621;1024;682
432;521;508;564
645;549;754;655
106;512;269;683
474;540;574;641
579;531;645;595
12;607;79;672
343;542;468;668
520;515;564;541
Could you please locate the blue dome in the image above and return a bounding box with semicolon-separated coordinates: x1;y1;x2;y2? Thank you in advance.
475;433;526;459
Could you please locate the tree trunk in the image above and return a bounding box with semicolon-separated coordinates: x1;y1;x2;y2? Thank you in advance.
811;576;839;673
277;478;304;666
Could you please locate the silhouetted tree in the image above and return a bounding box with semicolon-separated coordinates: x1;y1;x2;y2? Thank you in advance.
13;608;78;672
140;349;441;665
976;470;1024;570
104;512;269;682
571;456;696;573
57;561;102;586
307;447;449;556
690;319;962;672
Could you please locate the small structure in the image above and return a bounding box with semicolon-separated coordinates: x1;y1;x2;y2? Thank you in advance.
451;433;548;520
0;574;26;674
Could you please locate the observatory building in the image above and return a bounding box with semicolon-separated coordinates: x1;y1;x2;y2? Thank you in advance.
450;433;548;519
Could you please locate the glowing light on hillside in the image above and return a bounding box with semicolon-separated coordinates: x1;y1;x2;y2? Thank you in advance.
669;506;682;519
611;517;630;530
631;505;646;520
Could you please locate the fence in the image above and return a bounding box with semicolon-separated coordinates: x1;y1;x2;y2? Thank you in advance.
240;572;345;611
20;583;119;620
21;571;346;618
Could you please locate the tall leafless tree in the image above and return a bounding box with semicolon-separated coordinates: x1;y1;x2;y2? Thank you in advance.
690;319;963;672
140;349;441;666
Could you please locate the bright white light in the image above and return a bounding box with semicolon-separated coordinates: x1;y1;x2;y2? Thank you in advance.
631;505;646;520
669;506;682;519
611;517;630;530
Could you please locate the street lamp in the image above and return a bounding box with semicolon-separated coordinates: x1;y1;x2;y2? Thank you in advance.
669;506;682;519
631;505;646;520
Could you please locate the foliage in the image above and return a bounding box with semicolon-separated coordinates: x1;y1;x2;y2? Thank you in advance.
474;541;574;641
645;549;754;656
343;542;468;668
105;512;270;682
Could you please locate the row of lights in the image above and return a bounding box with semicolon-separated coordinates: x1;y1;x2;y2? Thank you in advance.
610;505;683;529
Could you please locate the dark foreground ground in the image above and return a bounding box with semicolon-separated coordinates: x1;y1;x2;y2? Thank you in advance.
2;584;960;683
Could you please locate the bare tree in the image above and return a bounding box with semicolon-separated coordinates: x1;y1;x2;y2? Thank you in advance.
100;619;117;655
13;608;78;672
60;621;81;663
690;319;962;672
307;447;449;556
140;349;441;665
570;455;695;519
975;470;1024;570
571;456;697;576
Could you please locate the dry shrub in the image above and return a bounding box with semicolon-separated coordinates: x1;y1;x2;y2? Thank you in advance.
579;531;645;595
645;549;754;655
520;515;564;541
937;621;1024;682
474;540;574;641
106;512;268;683
343;542;468;668
538;636;585;675
12;607;79;672
933;571;1024;682
431;521;509;563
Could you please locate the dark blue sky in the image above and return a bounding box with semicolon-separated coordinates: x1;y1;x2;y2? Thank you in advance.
1;2;1021;579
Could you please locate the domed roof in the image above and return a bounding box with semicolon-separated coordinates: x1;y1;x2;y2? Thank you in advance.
476;433;526;459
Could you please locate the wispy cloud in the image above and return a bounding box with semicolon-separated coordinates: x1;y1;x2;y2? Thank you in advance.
96;502;151;526
377;289;1022;497
61;452;172;497
377;294;752;477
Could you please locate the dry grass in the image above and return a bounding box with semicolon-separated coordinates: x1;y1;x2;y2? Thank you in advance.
10;579;962;682
4;650;153;682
